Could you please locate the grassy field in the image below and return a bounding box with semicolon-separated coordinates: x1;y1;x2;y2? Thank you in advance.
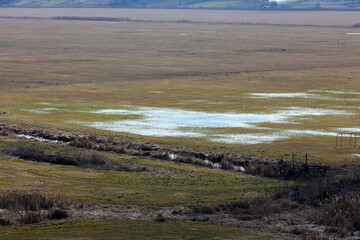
0;219;272;240
1;17;360;162
0;138;281;205
1;10;360;238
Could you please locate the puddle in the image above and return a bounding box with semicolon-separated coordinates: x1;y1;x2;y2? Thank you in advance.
148;91;163;94
308;90;360;95
68;105;353;144
347;33;360;35
86;106;350;135
188;100;208;103
247;93;314;98
285;129;337;136
37;102;65;107
38;102;54;106
186;100;230;105
234;165;245;171
204;160;221;168
24;108;61;114
336;128;360;133
247;91;360;102
211;133;289;145
23;101;356;145
207;102;231;105
17;134;62;144
353;154;360;158
213;162;221;168
212;129;338;145
169;153;178;160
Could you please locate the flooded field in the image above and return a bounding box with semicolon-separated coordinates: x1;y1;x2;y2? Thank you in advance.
1;9;360;240
247;91;360;102
23;96;355;145
1;14;360;158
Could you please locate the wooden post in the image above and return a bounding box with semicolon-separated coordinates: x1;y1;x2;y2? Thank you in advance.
355;133;357;148
305;153;308;166
350;133;352;148
341;133;343;149
336;134;339;149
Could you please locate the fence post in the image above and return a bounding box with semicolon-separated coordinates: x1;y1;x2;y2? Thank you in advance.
355;133;357;148
341;133;343;149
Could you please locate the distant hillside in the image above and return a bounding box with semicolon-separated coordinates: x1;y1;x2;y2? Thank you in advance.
0;0;359;10
1;0;266;9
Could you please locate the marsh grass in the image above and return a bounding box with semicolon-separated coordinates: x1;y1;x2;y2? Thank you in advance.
0;189;66;211
0;189;68;224
313;192;360;236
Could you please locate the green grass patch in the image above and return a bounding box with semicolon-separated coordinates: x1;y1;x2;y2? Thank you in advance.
0;219;270;240
0;140;282;206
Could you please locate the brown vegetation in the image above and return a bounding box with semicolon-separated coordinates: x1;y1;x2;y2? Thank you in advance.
313;192;360;236
0;189;68;224
185;174;360;237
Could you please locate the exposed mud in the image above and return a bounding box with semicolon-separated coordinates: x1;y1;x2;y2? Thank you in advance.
0;123;332;180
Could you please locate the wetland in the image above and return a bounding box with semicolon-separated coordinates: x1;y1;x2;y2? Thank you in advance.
1;9;360;239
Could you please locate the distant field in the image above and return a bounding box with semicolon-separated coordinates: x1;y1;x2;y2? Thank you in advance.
1;14;360;162
1;8;360;26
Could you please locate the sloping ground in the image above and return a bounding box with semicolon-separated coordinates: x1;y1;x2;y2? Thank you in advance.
0;0;268;8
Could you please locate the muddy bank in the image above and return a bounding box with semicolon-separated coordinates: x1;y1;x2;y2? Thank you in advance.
0;123;329;179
